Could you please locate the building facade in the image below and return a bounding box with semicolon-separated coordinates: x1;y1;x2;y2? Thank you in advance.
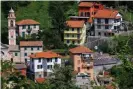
78;1;104;23
8;8;40;39
93;9;122;37
69;46;94;80
20;41;43;63
29;51;61;81
16;19;40;38
64;20;86;45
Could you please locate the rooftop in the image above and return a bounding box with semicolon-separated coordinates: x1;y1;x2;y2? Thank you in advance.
29;51;61;58
94;9;118;18
16;19;40;25
69;46;93;54
78;2;93;7
14;63;27;69
20;41;43;47
66;20;84;28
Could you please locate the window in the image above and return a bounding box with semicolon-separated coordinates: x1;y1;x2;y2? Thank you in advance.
72;28;74;31
32;64;34;69
31;47;33;50
47;65;52;69
98;32;101;36
67;40;69;43
67;34;69;37
104;33;107;36
22;32;25;37
78;41;80;44
37;47;40;50
97;25;101;29
31;53;33;55
37;65;42;69
22;25;26;29
72;41;75;44
72;34;74;37
47;58;52;62
55;58;58;62
28;25;30;29
80;12;83;16
77;28;80;32
97;19;101;23
39;74;42;78
11;36;13;38
32;59;34;62
10;20;13;27
114;26;117;29
105;26;109;29
15;53;18;56
25;58;27;63
24;53;27;56
38;58;41;62
25;47;27;50
87;12;90;17
105;19;109;24
34;25;36;28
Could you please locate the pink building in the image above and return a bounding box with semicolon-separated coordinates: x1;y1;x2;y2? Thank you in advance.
69;46;94;80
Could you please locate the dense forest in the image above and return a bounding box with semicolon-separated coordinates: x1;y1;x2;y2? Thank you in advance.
1;1;133;45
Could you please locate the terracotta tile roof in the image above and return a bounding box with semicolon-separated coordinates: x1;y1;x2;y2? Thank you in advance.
69;46;93;54
94;9;118;18
78;2;93;7
20;41;43;47
66;20;84;28
16;19;40;25
29;51;61;58
35;78;45;83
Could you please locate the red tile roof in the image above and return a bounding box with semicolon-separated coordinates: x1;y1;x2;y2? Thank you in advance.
69;46;93;54
78;2;93;7
29;51;61;58
66;20;84;28
88;18;93;23
35;78;45;83
20;41;43;47
16;19;40;25
94;9;118;18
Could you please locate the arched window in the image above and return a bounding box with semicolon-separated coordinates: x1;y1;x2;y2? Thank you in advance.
10;20;13;27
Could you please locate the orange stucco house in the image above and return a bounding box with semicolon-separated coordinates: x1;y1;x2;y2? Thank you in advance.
69;46;94;80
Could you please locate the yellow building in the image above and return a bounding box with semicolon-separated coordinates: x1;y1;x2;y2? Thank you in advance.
64;20;86;45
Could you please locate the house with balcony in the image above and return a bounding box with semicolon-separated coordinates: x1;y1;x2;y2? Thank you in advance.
93;9;122;37
29;51;61;82
64;20;86;45
78;1;104;23
69;46;94;80
16;19;40;38
19;41;43;63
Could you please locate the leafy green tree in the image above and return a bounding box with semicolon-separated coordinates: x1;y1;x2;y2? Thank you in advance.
48;64;80;89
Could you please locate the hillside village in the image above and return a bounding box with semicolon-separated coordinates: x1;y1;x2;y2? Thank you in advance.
1;1;133;89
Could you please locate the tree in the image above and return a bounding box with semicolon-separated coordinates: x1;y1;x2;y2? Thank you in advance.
48;64;80;89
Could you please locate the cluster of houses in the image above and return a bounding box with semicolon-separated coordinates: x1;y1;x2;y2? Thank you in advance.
64;1;123;45
1;1;122;85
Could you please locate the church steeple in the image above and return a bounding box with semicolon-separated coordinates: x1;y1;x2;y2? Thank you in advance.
8;7;16;45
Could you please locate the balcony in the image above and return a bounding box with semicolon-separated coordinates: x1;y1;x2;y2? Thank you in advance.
64;30;82;34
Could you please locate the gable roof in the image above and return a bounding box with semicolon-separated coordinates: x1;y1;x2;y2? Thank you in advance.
20;41;43;47
29;51;61;58
66;20;84;28
78;2;93;7
94;9;118;18
0;42;8;49
16;19;40;25
69;46;93;54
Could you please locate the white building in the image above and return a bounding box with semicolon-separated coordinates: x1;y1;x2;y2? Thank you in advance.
92;9;123;37
29;51;61;81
